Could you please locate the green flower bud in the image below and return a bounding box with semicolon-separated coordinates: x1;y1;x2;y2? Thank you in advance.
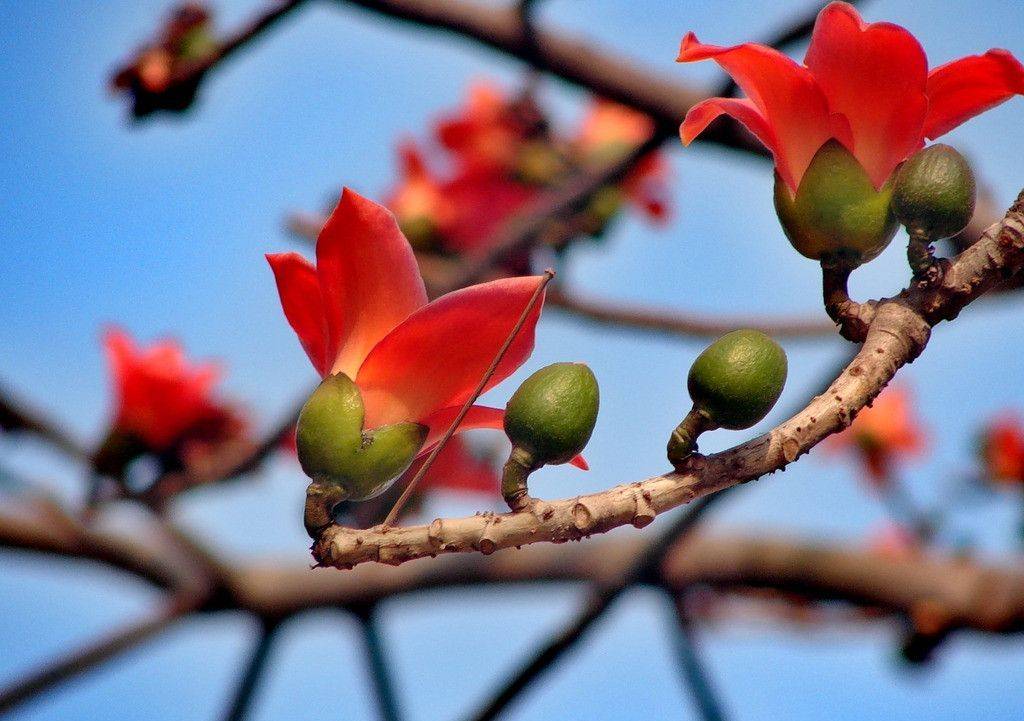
504;362;599;467
296;373;427;501
688;330;787;430
892;144;976;239
774;140;899;265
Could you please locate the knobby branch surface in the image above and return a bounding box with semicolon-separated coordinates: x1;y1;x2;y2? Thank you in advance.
311;191;1024;569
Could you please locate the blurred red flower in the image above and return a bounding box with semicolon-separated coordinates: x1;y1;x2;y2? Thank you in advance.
978;414;1024;487
825;386;925;485
678;1;1024;193
101;327;246;468
384;83;670;265
575;99;670;221
866;522;921;560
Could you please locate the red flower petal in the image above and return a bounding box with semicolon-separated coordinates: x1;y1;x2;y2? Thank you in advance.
356;276;546;429
924;49;1024;139
680;97;776;157
316;188;427;378
266;252;328;376
804;2;928;188
415;437;501;495
677;32;835;192
419;404;506;452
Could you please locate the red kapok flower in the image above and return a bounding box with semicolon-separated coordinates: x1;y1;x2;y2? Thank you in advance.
678;1;1024;194
267;188;573;466
102;327;246;458
978;413;1024;487
576;99;670;221
826;386;925;485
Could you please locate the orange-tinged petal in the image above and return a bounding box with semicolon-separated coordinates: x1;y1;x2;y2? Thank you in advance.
680;96;776;156
356;276;545;429
266;252;328;376
804;2;928;188
677;32;835;192
924;49;1024;139
316;188;428;378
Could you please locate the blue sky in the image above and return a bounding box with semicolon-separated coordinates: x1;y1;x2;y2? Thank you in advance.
2;1;1024;719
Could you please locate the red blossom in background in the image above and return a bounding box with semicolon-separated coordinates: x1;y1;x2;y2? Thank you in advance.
267;188;579;466
434;82;536;175
825;386;925;485
384;82;669;264
574;99;670;221
678;1;1024;193
978;414;1024;487
101;327;246;466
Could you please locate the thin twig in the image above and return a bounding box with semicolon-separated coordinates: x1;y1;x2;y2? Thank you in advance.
354;607;404;721
463;489;731;721
221;620;281;721
381;270;555;526
434;134;667;294
547;288;836;341
665;593;728;721
0;595;200;717
0;382;90;462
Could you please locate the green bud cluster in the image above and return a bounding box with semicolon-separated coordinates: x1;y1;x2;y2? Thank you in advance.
773;141;976;273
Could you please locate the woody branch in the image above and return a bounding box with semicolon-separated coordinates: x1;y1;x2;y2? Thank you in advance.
310;191;1024;569
3;504;1024;636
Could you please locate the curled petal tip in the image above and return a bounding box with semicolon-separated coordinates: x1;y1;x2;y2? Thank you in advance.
676;32;701;62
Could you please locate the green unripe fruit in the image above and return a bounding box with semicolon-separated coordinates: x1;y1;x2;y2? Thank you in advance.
892;144;976;239
774;140;899;265
688;330;787;430
296;373;427;501
504;362;599;467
